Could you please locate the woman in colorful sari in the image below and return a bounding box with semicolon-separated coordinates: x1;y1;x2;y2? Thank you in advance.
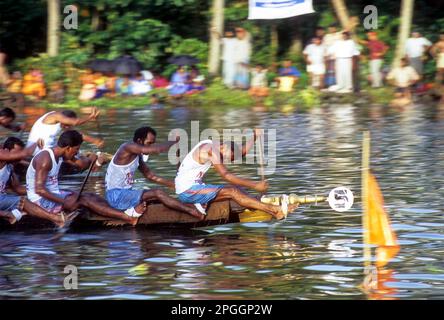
168;66;190;98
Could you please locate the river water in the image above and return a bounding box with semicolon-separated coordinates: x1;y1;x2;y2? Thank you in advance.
1;102;443;299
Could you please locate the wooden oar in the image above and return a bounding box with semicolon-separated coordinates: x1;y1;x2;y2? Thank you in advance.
75;158;96;202
257;133;266;196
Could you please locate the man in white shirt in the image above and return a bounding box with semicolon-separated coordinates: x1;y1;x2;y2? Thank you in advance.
328;32;360;93
387;58;420;106
303;37;326;88
405;31;432;76
212;28;237;88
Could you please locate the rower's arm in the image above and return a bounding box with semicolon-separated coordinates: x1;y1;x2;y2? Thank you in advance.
0;143;37;162
34;153;65;204
64;154;94;171
127;141;178;155
78;131;104;149
138;159;175;189
3;122;24;132
213;160;258;190
53;108;99;127
9;172;26;196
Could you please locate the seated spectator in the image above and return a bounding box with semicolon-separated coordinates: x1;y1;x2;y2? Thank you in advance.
186;75;206;95
131;73;152;95
152;71;169;88
168;66;189;97
386;58;420;106
22;69;46;100
248;65;269;98
276;60;301;92
116;76;132;96
94;72;108;98
105;73;117;97
48;81;65;103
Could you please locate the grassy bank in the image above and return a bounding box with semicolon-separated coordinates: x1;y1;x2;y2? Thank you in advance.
31;82;397;112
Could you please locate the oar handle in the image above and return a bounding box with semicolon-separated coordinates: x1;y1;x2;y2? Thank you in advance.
75;157;96;202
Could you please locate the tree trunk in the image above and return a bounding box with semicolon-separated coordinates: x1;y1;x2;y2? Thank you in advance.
208;0;224;76
270;24;278;69
47;0;60;57
393;0;414;67
289;19;302;56
331;0;350;30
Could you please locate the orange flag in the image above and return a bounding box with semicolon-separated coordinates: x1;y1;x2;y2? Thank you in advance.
367;173;400;268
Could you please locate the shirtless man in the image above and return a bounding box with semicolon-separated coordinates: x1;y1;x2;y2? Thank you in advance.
0;137;65;226
26;130;139;226
105;127;202;220
175;129;298;219
26;108;103;155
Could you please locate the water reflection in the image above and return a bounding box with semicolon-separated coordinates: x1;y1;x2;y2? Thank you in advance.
1;102;443;299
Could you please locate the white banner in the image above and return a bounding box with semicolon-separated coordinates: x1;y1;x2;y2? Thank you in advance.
248;0;315;20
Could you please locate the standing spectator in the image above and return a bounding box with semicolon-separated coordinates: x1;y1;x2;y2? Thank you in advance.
387;58;420;105
234;27;252;89
212;28;237;88
315;27;326;40
360;32;388;88
323;24;342;87
431;33;444;84
328;31;360;93
303;37;326;89
405;31;432;77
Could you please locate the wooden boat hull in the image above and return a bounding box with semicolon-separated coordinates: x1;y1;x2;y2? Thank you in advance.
0;200;275;230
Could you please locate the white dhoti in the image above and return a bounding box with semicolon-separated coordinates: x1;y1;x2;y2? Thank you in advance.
335;58;353;92
369;59;383;87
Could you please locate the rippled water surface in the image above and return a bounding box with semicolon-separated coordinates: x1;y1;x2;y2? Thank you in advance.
1;102;443;299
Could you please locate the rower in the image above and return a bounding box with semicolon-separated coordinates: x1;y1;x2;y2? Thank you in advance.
0;107;24;132
175;129;298;219
26;130;139;226
26;108;103;156
105;127;203;220
0;137;65;227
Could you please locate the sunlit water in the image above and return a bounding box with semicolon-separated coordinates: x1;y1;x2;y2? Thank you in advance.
1;101;443;299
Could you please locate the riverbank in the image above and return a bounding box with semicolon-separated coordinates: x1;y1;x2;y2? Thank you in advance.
3;81;442;112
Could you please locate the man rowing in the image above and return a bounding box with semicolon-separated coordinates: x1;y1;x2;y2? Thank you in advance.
0;137;65;226
175;129;298;219
0;107;24;132
26;108;103;155
26;130;140;225
105;127;203;220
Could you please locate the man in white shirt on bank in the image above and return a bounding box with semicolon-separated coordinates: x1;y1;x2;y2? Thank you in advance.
303;37;326;89
328;31;360;93
405;31;432;77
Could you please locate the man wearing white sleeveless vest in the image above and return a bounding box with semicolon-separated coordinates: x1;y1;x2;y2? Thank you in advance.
26;108;103;156
105;127;202;220
0;137;66;226
26;130;140;226
175;129;299;219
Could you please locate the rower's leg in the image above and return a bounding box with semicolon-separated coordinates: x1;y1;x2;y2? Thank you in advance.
22;199;65;227
214;187;298;219
79;193;138;225
141;189;203;220
0;210;15;224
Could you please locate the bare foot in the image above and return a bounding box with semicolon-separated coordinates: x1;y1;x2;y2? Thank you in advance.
6;213;17;225
129;217;139;226
272;203;299;220
189;209;205;221
135;202;147;215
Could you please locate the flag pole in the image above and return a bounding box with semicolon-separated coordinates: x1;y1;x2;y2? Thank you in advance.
362;131;372;274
